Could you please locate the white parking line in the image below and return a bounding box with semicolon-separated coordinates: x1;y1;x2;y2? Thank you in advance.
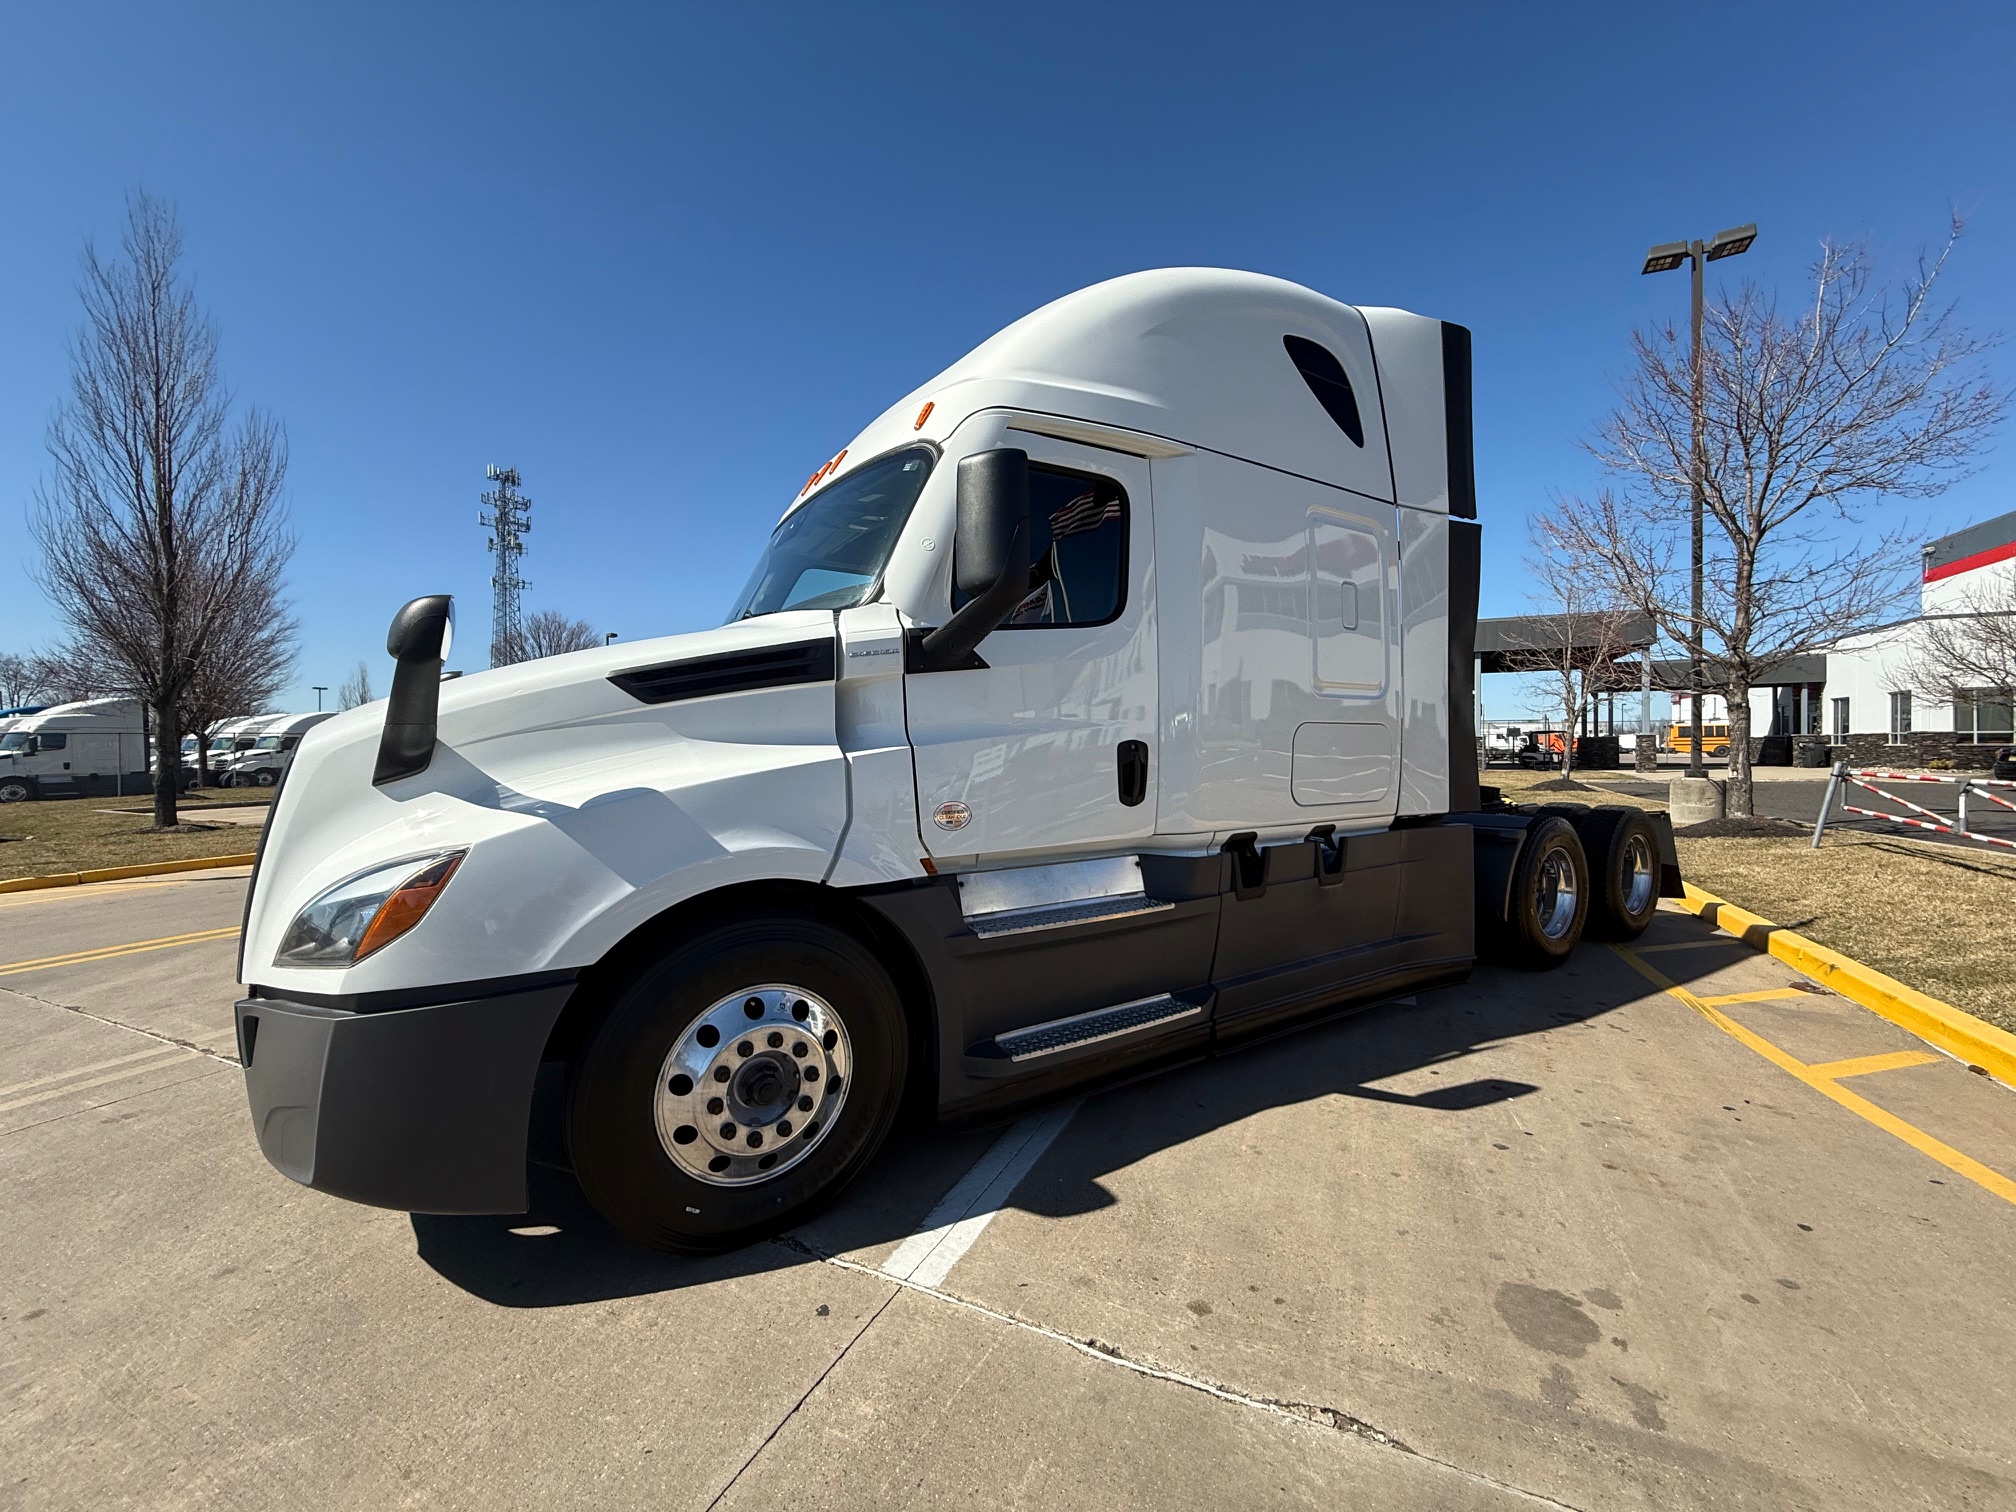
880;1098;1081;1288
0;1044;187;1101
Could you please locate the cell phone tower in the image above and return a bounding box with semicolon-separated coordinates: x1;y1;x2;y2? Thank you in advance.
480;465;532;667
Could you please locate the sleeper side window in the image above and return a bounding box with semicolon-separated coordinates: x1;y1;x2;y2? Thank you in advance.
1284;335;1366;447
38;732;68;751
959;463;1128;628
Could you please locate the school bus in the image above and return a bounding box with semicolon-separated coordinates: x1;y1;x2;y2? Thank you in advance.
1668;721;1732;758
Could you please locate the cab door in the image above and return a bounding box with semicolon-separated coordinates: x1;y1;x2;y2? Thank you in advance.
905;431;1157;862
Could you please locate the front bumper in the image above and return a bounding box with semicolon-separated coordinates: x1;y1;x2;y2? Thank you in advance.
235;978;576;1215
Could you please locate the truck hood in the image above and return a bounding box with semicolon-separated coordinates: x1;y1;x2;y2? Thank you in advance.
242;610;851;997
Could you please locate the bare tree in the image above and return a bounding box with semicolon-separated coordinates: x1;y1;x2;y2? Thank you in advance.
30;192;294;827
1542;221;2006;814
181;599;297;785
0;654;55;711
1499;554;1644;783
337;660;376;710
1905;573;2016;718
499;609;602;662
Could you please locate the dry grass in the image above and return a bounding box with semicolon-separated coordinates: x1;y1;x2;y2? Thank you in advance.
0;792;265;881
1676;833;2016;1035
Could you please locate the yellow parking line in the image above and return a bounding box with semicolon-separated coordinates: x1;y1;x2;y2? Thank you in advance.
1697;988;1818;1007
1612;944;2016;1207
1806;1050;1942;1081
1635;938;1743;954
0;926;240;977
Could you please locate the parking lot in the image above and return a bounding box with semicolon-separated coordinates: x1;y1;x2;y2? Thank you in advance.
4;867;2013;1510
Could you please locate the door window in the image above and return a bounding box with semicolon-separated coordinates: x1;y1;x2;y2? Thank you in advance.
966;465;1127;628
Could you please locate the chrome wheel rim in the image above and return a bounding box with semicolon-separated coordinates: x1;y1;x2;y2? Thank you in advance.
1622;834;1655;917
1536;847;1580;941
654;984;851;1187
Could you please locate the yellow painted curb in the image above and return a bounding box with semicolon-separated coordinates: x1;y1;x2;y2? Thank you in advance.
1678;882;2016;1090
0;854;258;895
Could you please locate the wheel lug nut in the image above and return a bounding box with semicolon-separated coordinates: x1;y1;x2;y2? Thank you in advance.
706;1096;724;1115
767;1031;783;1048
791;1042;807;1058
737;1041;753;1058
798;1095;813;1112
804;1066;819;1082
777;1120;792;1137
713;1066;730;1083
746;1131;763;1149
719;1123;737;1139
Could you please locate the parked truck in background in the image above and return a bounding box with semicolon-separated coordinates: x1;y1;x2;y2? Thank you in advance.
231;269;1682;1253
0;699;151;802
221;712;336;787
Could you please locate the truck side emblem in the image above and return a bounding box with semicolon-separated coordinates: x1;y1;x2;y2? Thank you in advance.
933;801;971;831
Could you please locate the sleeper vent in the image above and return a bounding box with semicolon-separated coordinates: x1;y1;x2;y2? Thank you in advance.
609;637;836;706
1283;335;1366;448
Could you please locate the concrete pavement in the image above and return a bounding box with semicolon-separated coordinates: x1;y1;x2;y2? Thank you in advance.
3;868;2012;1510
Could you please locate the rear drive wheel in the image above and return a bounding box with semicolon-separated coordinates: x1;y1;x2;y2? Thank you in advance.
567;913;907;1253
1485;815;1588;970
253;769;278;787
1577;807;1662;940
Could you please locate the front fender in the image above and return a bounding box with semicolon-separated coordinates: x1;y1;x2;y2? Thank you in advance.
244;635;852;998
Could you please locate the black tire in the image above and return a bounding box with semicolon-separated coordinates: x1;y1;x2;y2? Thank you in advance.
1483;815;1588;970
567;912;907;1253
1577;807;1663;941
0;778;31;803
253;769;278;787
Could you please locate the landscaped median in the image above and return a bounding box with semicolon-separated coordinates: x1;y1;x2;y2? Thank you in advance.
1678;882;2016;1091
0;791;269;892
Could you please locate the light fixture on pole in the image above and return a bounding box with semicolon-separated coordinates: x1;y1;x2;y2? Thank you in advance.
605;632;618;645
1641;223;1756;777
312;685;328;711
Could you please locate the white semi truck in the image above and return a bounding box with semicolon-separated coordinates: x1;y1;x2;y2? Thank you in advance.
221;712;335;787
234;269;1680;1252
0;698;151;802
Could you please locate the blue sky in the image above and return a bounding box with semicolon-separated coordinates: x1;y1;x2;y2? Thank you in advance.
3;2;2012;722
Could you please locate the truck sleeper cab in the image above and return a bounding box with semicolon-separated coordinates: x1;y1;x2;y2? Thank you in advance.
233;269;1681;1252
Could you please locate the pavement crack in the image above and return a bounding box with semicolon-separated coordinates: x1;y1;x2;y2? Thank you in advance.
789;1239;1588;1511
0;984;239;1066
700;1273;900;1511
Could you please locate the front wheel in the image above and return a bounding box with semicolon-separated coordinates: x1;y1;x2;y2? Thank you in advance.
1484;815;1588;970
567;912;908;1253
0;779;31;803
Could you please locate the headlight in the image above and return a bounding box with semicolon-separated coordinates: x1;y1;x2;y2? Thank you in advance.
275;851;465;968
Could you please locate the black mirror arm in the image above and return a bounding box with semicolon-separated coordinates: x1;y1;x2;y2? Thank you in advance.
374;594;453;786
913;523;1028;673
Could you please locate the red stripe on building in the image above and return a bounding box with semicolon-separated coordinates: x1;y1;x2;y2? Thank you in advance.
1924;538;2016;583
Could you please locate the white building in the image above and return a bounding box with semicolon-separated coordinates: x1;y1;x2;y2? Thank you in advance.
1671;510;2015;766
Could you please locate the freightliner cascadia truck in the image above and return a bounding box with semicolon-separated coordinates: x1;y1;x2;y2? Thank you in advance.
234;269;1680;1252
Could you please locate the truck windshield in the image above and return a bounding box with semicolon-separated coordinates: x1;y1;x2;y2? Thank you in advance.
727;447;934;621
255;737;283;750
0;733;30;752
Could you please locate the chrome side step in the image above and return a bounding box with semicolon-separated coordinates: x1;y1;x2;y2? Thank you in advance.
967;893;1175;939
991;994;1203;1062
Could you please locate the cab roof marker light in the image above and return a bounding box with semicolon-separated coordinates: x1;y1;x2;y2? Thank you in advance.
913;401;934;431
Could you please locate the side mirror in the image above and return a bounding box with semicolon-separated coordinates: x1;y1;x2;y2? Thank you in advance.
917;449;1030;672
374;594;454;786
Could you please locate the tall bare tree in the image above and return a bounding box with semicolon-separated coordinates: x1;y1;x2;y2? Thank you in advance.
499;609;602;662
1499;553;1644;783
337;660;376;710
30;193;294;827
1541;221;2006;814
182;600;297;785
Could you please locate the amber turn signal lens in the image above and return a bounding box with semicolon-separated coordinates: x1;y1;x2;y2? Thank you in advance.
913;401;934;430
354;853;464;961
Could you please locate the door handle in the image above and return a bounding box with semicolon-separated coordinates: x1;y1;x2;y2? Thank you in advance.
1116;740;1148;807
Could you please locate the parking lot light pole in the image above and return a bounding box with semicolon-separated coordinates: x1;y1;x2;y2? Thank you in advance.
1642;223;1756;778
312;685;328;711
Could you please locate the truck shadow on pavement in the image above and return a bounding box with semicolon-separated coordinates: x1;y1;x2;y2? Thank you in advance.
412;939;1705;1308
